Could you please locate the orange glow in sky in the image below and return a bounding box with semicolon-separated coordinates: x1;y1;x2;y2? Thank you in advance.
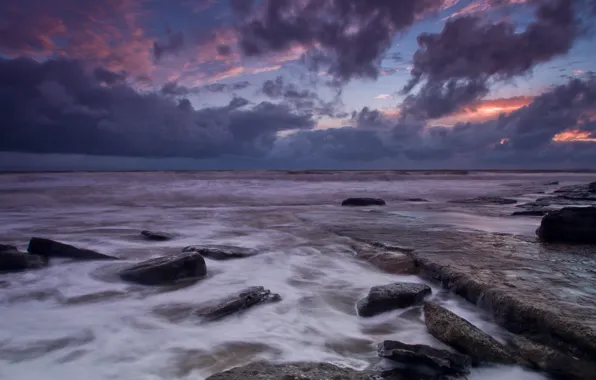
433;96;533;125
552;129;596;143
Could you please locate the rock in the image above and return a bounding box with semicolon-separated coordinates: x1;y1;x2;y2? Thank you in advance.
206;362;379;380
423;302;517;365
407;198;429;202
589;182;596;193
545;181;560;186
0;244;18;252
119;251;207;285
0;249;47;272
196;286;281;322
509;336;596;380
379;340;471;376
536;207;596;244
28;237;119;260
141;230;173;241
449;197;517;205
182;245;259;260
511;210;546;217
357;282;431;317
342;198;386;206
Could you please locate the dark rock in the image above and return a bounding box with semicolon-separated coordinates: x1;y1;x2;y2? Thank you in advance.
119;251;206;285
0;249;47;273
141;230;173;241
357;282;431;317
545;181;559;186
407;198;429;202
511;210;547;217
28;237;119;261
182;245;259;260
206;362;379;380
196;286;281;322
449;197;517;205
379;340;471;376
589;181;596;193
0;244;18;252
423;302;517;365
509;336;596;380
536;207;596;244
342;198;386;206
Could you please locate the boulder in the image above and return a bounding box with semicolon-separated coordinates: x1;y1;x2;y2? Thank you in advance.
141;230;173;241
536;207;596;244
0;249;47;272
357;282;431;317
197;286;281;322
450;197;517;205
511;210;546;217
119;251;207;285
423;302;517;365
206;362;378;380
182;245;259;260
28;237;119;260
342;198;386;206
378;340;471;376
509;336;596;380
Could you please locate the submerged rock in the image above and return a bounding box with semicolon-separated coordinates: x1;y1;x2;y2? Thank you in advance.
357;282;431;317
536;207;596;244
449;197;517;205
182;245;259;260
28;238;119;260
509;336;596;380
119;251;206;285
0;249;46;272
511;210;547;217
141;230;173;241
379;340;471;376
407;198;429;202
196;286;281;322
206;362;378;380
423;303;517;365
342;198;386;206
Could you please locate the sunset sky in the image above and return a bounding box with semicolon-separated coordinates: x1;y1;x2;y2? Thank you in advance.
1;0;595;170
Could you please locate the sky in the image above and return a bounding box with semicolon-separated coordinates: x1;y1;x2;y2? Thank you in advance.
1;0;596;170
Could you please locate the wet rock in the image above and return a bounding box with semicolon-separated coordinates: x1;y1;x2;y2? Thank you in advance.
511;210;546;217
206;362;379;380
197;286;281;322
536;207;596;244
589;181;596;193
141;230;173;241
0;244;17;252
449;197;517;205
0;249;47;272
545;181;559;186
509;336;596;380
182;245;259;260
407;198;429;202
28;237;119;261
342;198;386;206
379;340;471;376
423;302;517;365
357;282;431;317
119;251;206;285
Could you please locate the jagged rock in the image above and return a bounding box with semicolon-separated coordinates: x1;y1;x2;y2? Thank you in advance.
449;197;517;205
536;207;596;244
378;340;471;376
196;286;281;322
509;336;596;380
119;251;206;285
357;282;431;317
342;198;386;206
28;237;119;260
0;249;46;272
423;302;517;365
141;230;174;241
206;362;379;380
511;210;546;217
182;245;259;260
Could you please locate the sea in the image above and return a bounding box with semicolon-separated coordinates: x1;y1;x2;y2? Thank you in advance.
0;170;594;380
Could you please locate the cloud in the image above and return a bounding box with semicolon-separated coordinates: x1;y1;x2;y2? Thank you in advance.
433;95;534;125
0;58;314;158
153;29;185;61
375;94;393;100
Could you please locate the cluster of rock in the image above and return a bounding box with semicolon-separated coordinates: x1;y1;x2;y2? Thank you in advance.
514;181;596;215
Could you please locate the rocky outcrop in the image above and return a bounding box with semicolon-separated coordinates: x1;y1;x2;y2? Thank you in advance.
449;197;517;205
536;207;596;244
196;286;281;322
182;245;259;260
141;230;173;241
0;248;46;272
423;302;517;365
342;198;386;206
119;251;206;285
357;282;431;317
511;210;546;216
509;336;596;380
206;362;378;380
378;340;471;377
28;237;119;260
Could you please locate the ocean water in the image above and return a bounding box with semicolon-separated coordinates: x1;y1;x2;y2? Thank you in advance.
0;171;594;380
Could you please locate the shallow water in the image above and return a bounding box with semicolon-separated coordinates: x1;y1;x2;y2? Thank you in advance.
0;171;594;380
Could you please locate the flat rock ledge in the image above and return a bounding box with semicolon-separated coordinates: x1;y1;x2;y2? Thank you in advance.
119;251;207;285
206;362;379;380
357;282;431;317
28;237;119;261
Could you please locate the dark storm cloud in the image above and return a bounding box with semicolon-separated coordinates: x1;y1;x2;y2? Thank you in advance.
204;81;251;92
93;68;127;85
0;57;314;158
216;44;232;56
402;0;581;119
237;0;446;83
153;29;185;61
